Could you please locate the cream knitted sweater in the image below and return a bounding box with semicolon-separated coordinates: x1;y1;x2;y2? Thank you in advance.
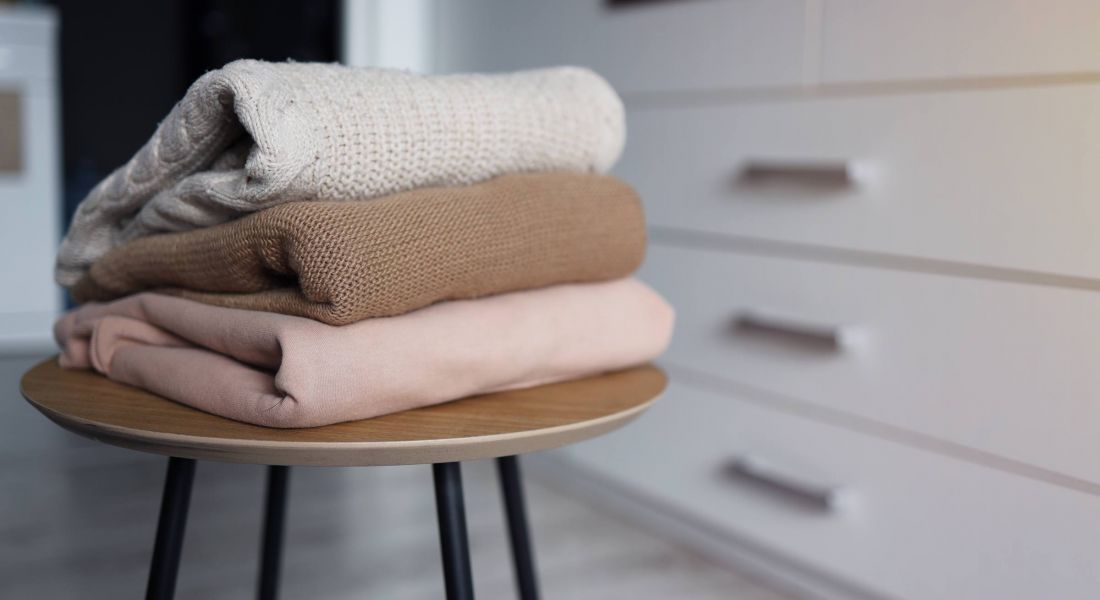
55;60;626;286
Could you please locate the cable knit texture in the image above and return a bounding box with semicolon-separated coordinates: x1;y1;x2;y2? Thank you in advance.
54;280;674;428
70;173;646;325
55;60;626;286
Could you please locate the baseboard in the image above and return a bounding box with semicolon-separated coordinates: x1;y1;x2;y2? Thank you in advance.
525;451;885;600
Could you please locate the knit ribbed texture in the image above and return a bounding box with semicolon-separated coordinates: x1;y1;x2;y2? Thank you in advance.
71;172;646;325
55;60;626;286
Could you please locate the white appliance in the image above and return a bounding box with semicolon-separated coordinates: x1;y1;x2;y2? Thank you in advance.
0;6;61;355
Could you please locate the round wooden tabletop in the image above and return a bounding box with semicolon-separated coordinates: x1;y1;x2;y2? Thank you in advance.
20;358;666;467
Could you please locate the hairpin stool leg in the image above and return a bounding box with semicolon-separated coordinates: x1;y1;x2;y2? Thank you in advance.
433;462;475;600
497;455;540;600
146;457;196;600
258;465;290;600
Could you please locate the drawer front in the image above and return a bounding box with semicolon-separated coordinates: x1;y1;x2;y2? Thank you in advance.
821;0;1100;83
640;244;1100;487
619;85;1100;280
560;381;1100;600
434;0;806;93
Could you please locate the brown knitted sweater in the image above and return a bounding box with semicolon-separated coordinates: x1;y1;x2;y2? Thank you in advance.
70;172;646;325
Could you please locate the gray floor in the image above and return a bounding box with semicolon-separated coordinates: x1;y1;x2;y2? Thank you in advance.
1;355;797;599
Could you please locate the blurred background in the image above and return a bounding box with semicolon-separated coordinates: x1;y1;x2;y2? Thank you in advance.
5;0;1100;598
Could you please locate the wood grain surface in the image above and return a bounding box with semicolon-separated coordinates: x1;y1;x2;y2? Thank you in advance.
20;358;666;466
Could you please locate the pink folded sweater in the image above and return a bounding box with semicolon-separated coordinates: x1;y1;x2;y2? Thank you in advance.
54;279;674;428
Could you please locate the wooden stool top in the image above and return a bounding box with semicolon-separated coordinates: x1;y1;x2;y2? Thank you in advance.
20;358;666;466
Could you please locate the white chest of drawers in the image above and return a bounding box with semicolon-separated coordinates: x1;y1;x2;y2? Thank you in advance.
820;0;1100;83
558;381;1100;600
433;0;807;93
427;1;1100;598
623;86;1100;280
640;244;1100;490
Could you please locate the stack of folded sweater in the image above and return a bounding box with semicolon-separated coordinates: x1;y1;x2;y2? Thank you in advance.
52;60;674;428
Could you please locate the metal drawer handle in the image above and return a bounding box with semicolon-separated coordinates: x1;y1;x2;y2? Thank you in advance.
734;309;863;351
738;160;866;189
725;455;853;513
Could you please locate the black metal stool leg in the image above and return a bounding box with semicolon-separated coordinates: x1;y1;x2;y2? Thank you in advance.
433;462;475;600
258;465;290;600
496;456;540;600
146;457;197;600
